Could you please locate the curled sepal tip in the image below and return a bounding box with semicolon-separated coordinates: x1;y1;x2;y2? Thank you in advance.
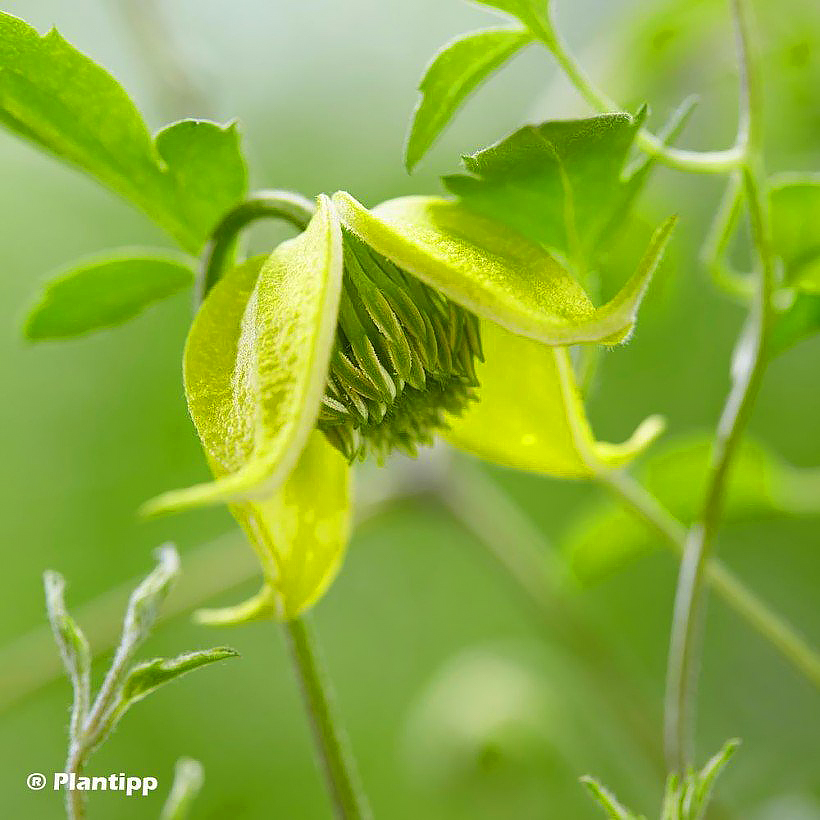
199;433;352;622
446;321;664;477
194;584;277;626
334;191;676;346
144;195;343;515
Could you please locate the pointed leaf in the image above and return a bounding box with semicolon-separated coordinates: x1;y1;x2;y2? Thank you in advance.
120;545;180;655
43;571;91;727
446;321;663;476
24;252;194;340
120;647;238;707
565;435;820;583
405;27;531;171
580;776;641;820
691;739;739;819
443;111;646;259
599;97;696;252
660;774;681;820
155;119;248;249
0;14;246;252
146;195;343;511
335;191;674;346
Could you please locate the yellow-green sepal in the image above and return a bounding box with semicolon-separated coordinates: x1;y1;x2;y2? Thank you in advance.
145;195;343;514
195;584;278;626
196;432;352;622
446;321;664;477
334;191;675;346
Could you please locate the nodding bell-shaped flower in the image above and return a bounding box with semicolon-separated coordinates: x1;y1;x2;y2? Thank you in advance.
146;193;673;621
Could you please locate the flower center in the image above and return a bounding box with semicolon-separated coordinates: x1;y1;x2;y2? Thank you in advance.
317;231;483;462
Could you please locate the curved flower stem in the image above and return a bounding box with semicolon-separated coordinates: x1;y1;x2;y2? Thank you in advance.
663;0;776;771
199;189;316;300
532;16;744;173
283;617;371;819
197;202;369;817
597;470;820;689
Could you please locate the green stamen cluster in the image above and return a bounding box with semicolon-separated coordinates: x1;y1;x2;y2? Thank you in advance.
318;232;483;462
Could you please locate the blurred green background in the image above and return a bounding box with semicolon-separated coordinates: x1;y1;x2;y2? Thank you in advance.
1;0;818;817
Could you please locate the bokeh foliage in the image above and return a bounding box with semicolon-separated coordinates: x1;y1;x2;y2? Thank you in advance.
0;0;818;817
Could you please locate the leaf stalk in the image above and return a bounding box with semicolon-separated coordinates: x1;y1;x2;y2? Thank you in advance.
199;190;316;300
533;12;745;174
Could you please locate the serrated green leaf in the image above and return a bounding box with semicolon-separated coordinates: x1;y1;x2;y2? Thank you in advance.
565;435;820;583
405;27;531;172
24;252;194;341
145;196;343;512
334;191;674;346
154;119;248;250
599;97;696;252
446;320;663;477
443;111;646;264
120;647;238;707
473;0;551;36
0;13;246;252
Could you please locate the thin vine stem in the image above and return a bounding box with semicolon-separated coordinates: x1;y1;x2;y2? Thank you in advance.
597;469;820;689
283;618;371;819
532;15;744;173
197;200;370;818
663;0;775;772
538;0;806;776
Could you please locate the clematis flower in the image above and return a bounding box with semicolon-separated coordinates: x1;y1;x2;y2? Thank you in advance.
147;193;673;621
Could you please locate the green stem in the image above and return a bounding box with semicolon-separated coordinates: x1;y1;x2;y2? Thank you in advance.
663;0;775;771
64;746;86;820
198;202;369;817
199;189;315;300
534;17;744;174
597;470;820;688
283;617;371;819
